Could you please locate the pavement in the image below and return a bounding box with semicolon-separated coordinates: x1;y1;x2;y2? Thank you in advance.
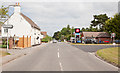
1;42;118;72
0;43;47;67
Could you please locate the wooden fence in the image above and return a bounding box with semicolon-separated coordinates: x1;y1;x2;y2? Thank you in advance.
16;36;31;48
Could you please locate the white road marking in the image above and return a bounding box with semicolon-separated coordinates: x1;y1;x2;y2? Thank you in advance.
57;48;63;71
59;62;63;71
57;52;60;58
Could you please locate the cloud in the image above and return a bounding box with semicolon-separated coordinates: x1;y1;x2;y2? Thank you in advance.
0;2;118;36
1;0;120;2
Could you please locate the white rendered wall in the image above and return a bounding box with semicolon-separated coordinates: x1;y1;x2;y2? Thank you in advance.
1;13;32;37
31;28;42;45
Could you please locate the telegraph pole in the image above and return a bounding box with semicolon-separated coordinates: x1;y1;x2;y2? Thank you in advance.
6;6;9;51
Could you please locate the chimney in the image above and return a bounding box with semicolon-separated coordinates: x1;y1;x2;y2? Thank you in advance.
14;3;21;13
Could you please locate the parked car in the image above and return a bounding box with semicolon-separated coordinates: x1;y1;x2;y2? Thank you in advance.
58;40;61;42
52;40;57;43
67;40;71;42
92;40;97;44
84;39;92;44
103;40;110;43
76;41;82;43
72;39;75;43
115;40;120;44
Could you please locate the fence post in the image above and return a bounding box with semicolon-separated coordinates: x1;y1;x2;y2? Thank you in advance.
23;35;24;48
27;36;28;47
29;36;31;47
9;37;13;49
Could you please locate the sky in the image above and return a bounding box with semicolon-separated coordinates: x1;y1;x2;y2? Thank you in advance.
0;0;119;36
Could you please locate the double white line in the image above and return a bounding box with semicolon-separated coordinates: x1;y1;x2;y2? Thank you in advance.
57;48;63;71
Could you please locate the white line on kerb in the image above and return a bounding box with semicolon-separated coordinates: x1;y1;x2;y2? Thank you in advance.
59;62;63;71
58;48;59;51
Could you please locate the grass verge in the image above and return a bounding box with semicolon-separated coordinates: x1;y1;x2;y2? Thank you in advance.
96;47;120;67
0;51;11;57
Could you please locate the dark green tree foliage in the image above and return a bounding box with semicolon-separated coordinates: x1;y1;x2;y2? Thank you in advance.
91;14;109;31
105;14;120;39
81;26;98;32
53;31;61;40
71;26;75;37
53;25;74;41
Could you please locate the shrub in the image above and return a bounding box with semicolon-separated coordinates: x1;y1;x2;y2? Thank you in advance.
2;45;7;48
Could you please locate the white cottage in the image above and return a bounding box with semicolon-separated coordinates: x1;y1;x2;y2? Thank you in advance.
1;4;43;47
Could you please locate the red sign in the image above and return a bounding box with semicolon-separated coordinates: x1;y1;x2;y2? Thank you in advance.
75;28;80;33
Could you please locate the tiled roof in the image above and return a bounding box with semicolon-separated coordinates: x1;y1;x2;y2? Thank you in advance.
20;13;40;30
83;32;111;38
41;32;47;36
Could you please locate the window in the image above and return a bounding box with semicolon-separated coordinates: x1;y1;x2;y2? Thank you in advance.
4;29;8;33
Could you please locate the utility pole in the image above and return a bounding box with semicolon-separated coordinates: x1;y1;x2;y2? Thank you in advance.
6;6;9;51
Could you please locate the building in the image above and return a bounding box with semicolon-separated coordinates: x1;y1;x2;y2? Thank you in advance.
1;3;43;48
82;32;111;43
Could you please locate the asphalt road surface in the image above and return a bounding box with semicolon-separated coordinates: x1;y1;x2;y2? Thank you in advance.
2;43;118;71
73;45;119;52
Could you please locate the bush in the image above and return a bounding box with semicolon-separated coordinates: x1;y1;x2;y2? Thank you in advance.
0;45;2;48
41;39;48;42
41;35;52;43
2;45;7;48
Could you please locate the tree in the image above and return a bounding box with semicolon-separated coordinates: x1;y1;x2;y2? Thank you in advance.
91;14;109;31
0;5;8;18
71;26;75;37
53;25;74;41
53;31;61;40
0;5;8;25
81;27;86;31
42;35;52;42
105;14;120;39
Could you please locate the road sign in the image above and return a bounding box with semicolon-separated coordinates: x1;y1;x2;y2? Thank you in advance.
3;25;13;29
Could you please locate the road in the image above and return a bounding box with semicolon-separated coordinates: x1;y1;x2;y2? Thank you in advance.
73;45;119;52
2;43;118;72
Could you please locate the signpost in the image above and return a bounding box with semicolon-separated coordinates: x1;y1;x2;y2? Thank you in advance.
3;24;13;51
3;25;13;29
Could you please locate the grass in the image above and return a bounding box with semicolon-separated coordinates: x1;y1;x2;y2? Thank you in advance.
0;50;11;57
96;47;120;67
